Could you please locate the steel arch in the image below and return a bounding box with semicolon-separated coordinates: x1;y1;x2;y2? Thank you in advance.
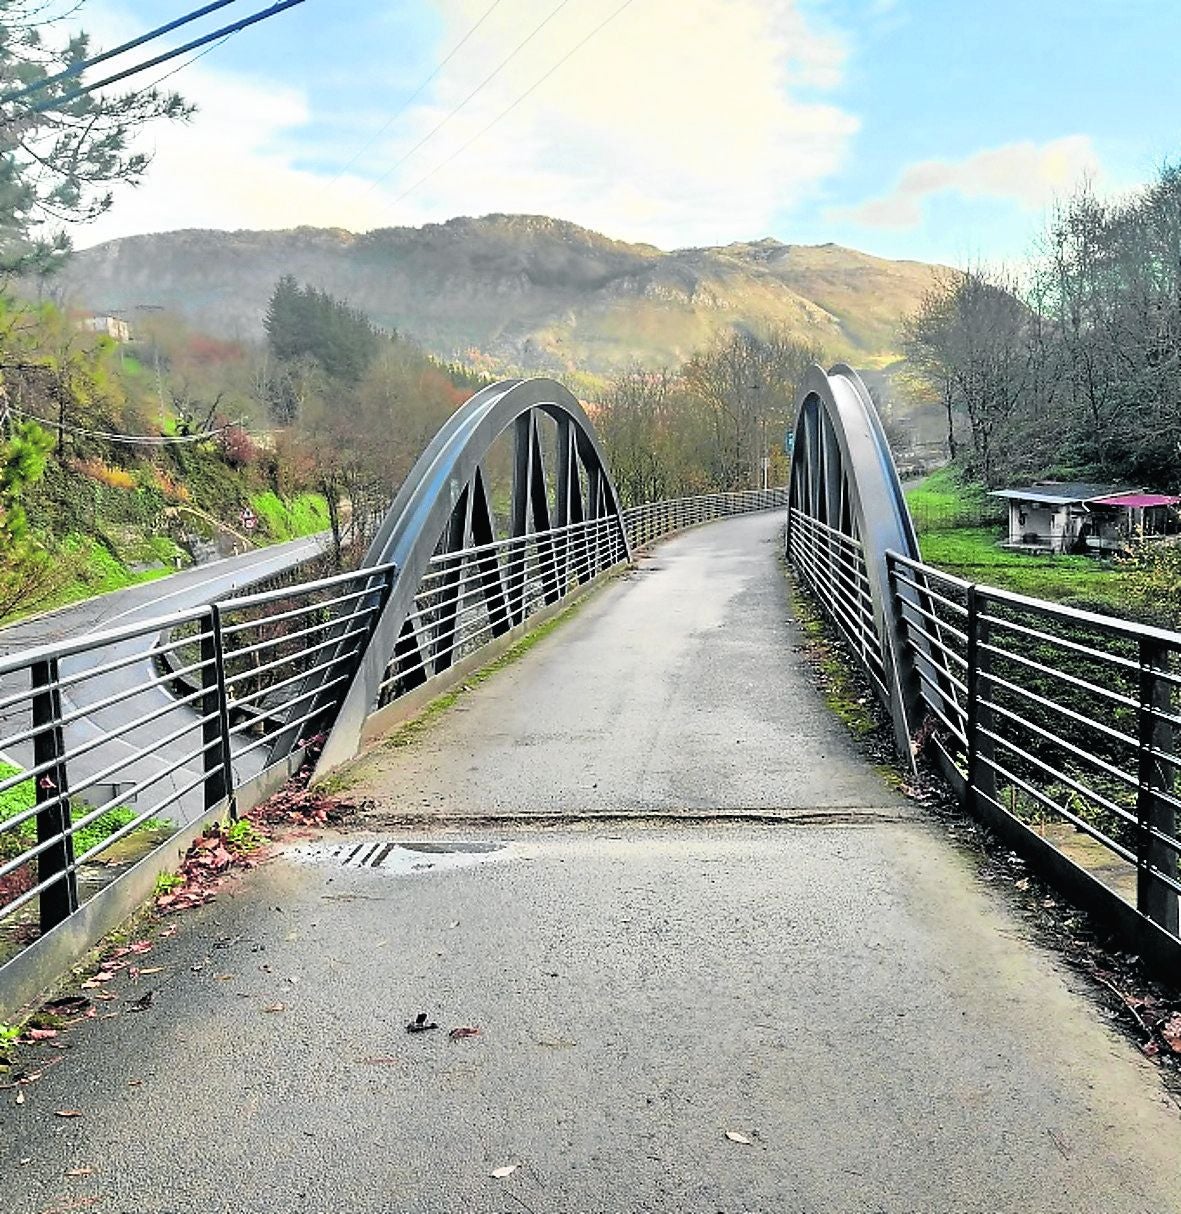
787;364;922;752
313;377;630;775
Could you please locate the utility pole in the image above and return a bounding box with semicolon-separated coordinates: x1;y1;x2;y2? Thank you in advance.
760;416;769;490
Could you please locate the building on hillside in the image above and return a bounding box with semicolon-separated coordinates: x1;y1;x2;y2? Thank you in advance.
78;313;131;343
991;482;1181;554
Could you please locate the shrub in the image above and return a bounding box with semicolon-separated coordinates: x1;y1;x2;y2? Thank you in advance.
69;457;136;490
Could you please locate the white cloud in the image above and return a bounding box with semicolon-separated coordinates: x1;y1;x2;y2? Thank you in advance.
75;0;858;249
833;135;1102;229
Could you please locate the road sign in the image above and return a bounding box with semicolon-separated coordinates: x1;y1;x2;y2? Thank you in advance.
240;507;257;532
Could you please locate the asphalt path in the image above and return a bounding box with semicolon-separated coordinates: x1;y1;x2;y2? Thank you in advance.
0;534;328;825
5;513;1181;1211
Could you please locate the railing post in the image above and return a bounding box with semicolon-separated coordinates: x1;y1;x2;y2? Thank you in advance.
31;656;78;933
1137;638;1179;934
965;584;996;807
201;605;237;817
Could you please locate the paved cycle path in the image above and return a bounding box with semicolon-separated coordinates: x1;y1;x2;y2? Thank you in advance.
4;513;1181;1214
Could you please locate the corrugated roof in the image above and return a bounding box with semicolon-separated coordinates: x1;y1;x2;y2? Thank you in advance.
990;482;1132;505
1089;492;1181;509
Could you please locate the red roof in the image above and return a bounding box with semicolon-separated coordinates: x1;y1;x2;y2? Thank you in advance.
1087;492;1181;508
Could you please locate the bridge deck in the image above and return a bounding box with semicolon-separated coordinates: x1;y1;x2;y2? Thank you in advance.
5;515;1181;1213
350;512;905;820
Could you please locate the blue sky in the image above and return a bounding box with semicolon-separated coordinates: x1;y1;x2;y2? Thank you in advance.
78;0;1181;265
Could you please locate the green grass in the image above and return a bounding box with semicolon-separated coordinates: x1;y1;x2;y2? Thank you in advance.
905;465;1004;531
917;528;1123;606
906;470;1123;609
0;762;170;860
248;491;330;542
34;534;174;617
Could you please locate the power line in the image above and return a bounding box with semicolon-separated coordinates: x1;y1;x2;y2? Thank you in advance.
8;405;247;446
0;2;243;106
328;0;504;187
364;0;573;196
28;0;310;114
392;0;636;207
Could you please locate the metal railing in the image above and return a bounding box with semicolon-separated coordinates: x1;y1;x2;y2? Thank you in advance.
788;508;887;704
887;549;1181;961
623;489;787;547
379;514;629;702
0;564;391;943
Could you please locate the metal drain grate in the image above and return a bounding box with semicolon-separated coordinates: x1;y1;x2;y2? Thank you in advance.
287;838;508;876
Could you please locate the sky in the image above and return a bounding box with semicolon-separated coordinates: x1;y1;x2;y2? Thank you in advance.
66;0;1181;265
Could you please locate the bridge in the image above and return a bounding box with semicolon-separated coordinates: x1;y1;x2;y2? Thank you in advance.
2;371;1181;1209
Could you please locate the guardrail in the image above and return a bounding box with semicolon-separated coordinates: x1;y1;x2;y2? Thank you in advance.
623;489;787;547
886;550;1181;969
378;514;628;705
785;363;1181;975
0;565;392;925
787;508;887;704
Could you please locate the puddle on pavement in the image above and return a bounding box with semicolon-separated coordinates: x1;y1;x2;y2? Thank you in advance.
284;837;511;877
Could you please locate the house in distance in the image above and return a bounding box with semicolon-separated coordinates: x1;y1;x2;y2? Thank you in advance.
991;482;1181;555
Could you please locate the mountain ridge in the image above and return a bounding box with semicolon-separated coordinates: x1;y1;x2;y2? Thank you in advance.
55;214;942;375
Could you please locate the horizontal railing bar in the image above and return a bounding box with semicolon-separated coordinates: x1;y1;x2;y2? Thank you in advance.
885;549;973;593
980;640;1140;712
983;696;1139;792
981;670;1139;752
981;725;1139;829
0;604;212;681
976;753;1138;866
978;611;1142;674
890;570;969;618
218;563;396;613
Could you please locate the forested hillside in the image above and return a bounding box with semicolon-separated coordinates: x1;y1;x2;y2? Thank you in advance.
54;215;940;375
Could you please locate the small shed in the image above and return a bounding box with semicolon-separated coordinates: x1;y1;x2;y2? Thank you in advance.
990;482;1181;554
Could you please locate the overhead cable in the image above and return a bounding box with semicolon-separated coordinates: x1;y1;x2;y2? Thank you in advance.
392;0;636;206
28;0;310;114
8;405;247;445
329;0;504;187
365;0;573;194
0;1;243;106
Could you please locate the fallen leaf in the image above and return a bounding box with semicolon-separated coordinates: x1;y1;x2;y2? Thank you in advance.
135;967;164;977
406;1012;439;1034
262;1002;286;1014
65;1167;94;1177
1162;1014;1181;1054
449;1026;480;1040
490;1165;517;1179
54;1109;83;1118
725;1131;753;1145
26;1028;58;1041
127;991;154;1013
44;997;91;1015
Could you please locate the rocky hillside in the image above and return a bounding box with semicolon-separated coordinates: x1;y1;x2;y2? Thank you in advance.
57;215;941;374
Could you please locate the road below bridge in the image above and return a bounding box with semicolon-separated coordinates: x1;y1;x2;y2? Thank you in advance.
5;513;1181;1213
